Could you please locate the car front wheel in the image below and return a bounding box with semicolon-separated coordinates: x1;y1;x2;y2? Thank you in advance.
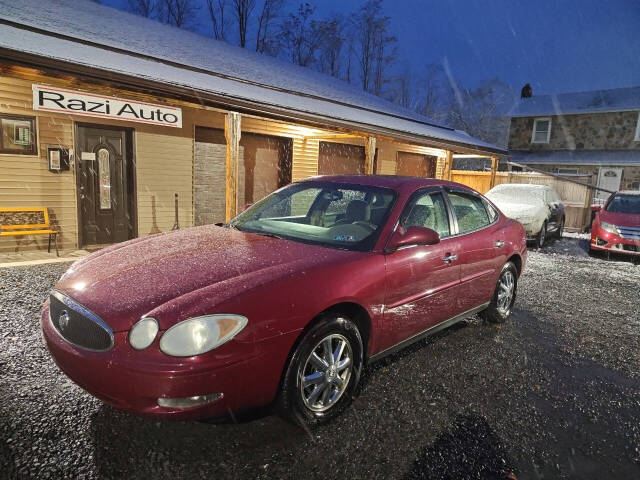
277;314;363;427
480;262;518;324
536;221;547;248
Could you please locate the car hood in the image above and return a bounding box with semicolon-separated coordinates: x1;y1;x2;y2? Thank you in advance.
489;198;546;223
54;225;348;331
599;210;640;227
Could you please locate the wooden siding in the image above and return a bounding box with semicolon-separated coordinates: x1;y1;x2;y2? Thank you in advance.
0;75;77;254
135;131;193;236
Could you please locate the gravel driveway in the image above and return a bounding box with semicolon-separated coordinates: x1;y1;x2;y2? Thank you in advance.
1;238;639;480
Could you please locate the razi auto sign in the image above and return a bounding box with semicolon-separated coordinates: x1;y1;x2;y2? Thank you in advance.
32;85;182;128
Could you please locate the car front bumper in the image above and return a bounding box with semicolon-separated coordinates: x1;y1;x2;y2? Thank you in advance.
590;227;640;256
41;303;298;420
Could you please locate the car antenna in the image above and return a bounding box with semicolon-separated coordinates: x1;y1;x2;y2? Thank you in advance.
172;193;180;230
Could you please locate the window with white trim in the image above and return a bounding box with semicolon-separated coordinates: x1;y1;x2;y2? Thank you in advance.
531;117;551;143
634;112;640;141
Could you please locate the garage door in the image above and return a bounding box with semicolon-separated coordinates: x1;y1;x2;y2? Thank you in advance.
396;151;437;178
318;141;366;175
241;132;292;204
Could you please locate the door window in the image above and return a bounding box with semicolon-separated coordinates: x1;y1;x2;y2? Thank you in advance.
97;148;111;210
447;191;490;234
401;191;450;238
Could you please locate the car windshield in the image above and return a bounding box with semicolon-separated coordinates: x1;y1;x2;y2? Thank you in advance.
605;194;640;214
486;184;547;206
229;182;396;251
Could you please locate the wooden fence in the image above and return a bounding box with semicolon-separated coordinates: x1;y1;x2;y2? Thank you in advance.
450;170;594;232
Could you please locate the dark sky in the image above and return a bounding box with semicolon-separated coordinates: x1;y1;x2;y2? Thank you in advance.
105;0;640;95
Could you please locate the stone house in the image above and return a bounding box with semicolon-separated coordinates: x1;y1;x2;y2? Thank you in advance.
508;86;640;201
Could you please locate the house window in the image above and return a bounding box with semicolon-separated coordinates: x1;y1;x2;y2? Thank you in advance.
634;112;640;141
531;117;551;144
0;114;37;155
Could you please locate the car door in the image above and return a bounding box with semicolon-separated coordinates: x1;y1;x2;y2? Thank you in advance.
381;188;463;351
444;188;507;313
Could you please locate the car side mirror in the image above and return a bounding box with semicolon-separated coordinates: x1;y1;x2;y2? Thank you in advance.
386;226;440;252
591;204;602;212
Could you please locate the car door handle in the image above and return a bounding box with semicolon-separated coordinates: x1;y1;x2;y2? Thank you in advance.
442;253;458;263
494;240;505;248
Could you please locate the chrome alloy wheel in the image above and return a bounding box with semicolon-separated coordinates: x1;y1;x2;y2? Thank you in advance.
496;270;515;315
300;334;353;412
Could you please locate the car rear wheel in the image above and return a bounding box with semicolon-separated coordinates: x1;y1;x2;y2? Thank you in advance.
536;221;547;248
480;262;518;324
277;314;363;427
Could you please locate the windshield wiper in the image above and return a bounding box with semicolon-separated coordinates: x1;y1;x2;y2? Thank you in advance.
252;231;283;240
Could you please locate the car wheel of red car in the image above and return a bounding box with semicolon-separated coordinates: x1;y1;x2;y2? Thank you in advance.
277;314;363;427
480;262;518;324
536;221;547;248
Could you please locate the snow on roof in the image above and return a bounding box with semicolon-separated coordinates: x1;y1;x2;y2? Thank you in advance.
511;150;640;166
512;86;640;117
0;0;504;154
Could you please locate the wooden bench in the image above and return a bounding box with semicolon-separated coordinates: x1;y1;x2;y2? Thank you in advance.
0;207;59;256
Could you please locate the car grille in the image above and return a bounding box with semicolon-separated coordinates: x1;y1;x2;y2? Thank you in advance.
617;225;640;240
49;291;114;351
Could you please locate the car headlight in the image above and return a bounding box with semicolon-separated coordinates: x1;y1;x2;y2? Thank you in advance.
159;314;248;357
600;221;618;234
129;317;159;350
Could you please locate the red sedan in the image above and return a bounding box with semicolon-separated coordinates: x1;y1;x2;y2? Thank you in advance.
41;176;527;427
590;191;640;257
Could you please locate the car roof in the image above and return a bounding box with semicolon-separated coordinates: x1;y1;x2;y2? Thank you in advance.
617;190;640;196
491;183;549;190
299;174;468;193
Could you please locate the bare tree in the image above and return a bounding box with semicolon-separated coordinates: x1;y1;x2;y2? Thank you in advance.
161;0;198;27
231;0;256;48
316;14;344;78
415;63;454;123
206;0;228;40
256;0;284;54
352;0;396;94
389;65;414;109
447;78;516;147
128;0;156;17
278;3;324;67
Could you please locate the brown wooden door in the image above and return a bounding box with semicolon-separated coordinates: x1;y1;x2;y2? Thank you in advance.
318;142;365;175
396;152;437;178
76;125;135;246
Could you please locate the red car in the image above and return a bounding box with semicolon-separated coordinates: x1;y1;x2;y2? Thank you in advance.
590;191;640;257
41;176;527;427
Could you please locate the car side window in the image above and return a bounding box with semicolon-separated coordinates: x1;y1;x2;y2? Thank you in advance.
447;191;490;234
485;201;499;222
401;191;450;238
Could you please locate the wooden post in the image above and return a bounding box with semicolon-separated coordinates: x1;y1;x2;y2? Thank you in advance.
489;156;499;188
364;136;376;174
225;111;241;222
442;150;453;181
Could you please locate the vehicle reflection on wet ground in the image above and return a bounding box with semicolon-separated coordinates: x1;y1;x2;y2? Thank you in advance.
1;237;639;479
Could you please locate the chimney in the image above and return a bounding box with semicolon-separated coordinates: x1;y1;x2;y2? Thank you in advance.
521;83;532;98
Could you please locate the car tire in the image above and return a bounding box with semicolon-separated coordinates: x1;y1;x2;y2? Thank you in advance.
480;262;518;324
276;314;363;428
555;217;564;239
536;221;547;248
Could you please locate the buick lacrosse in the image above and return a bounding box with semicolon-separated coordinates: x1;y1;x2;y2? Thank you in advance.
42;175;526;427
